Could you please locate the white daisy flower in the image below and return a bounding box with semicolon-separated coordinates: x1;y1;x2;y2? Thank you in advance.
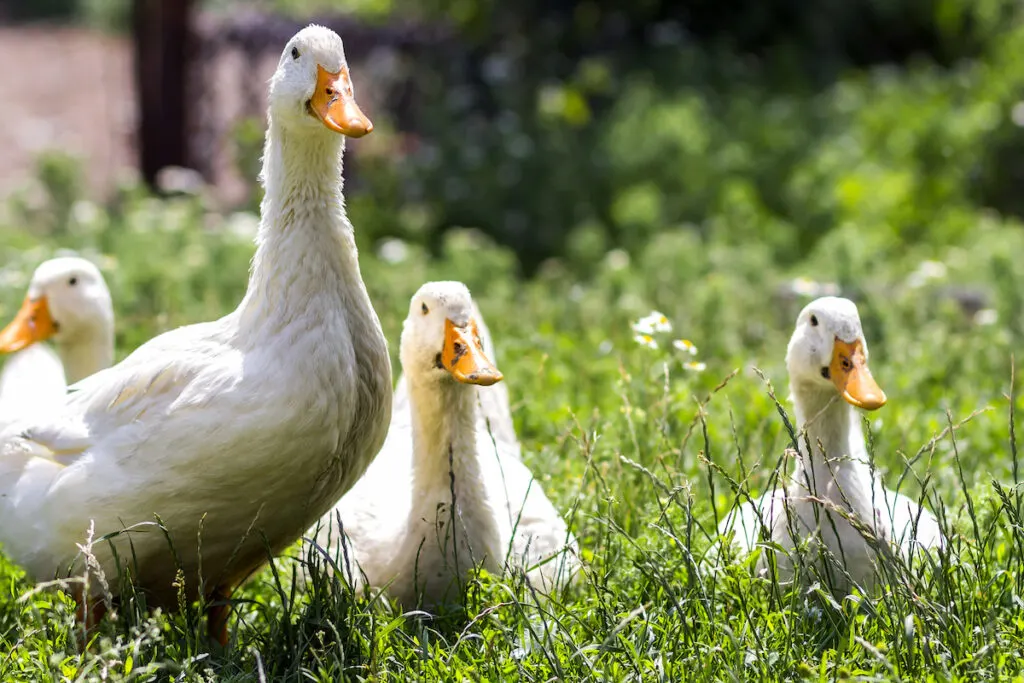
377;237;409;264
632;310;672;335
632;320;654;335
633;334;658;350
683;361;706;372
906;260;948;289
673;339;698;355
788;277;840;298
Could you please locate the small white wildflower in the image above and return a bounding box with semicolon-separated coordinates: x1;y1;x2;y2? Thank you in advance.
788;277;840;298
155;165;205;195
632;319;654;334
683;361;706;372
632;310;672;335
1013;101;1024;127
377;237;409;264
598;340;613;355
672;339;698;355
633;334;658;350
225;211;260;241
974;308;998;326
605;248;630;271
906;260;948;289
71;200;101;227
96;254;119;272
790;277;817;296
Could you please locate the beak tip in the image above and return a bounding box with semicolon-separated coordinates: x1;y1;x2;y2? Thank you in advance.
343;121;371;138
846;391;887;411
466;370;503;386
454;368;503;386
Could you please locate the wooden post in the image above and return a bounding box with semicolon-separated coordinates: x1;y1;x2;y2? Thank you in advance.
132;0;195;188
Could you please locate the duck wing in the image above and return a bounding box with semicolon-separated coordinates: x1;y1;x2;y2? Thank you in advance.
5;321;231;465
871;480;945;551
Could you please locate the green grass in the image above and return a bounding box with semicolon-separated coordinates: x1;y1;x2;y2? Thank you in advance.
1;182;1024;681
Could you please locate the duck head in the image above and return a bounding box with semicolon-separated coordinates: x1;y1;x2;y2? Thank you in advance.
269;24;372;137
402;282;503;387
785;296;886;411
0;257;113;354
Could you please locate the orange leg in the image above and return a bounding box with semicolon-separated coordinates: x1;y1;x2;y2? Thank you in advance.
206;585;233;647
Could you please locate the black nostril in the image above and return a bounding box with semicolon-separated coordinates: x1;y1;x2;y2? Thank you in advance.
325;87;335;96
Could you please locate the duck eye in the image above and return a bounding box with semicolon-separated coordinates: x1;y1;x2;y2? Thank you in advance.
809;315;819;327
421;303;429;315
68;277;78;286
821;367;831;379
291;47;300;60
434;352;443;369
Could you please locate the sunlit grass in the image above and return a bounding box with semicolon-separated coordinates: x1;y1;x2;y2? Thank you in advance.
1;178;1023;680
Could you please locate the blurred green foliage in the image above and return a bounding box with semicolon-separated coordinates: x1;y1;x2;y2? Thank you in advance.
389;17;1024;271
16;0;1024;270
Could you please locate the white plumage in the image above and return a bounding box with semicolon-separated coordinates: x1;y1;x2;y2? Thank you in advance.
309;282;578;609
0;257;113;430
719;296;943;591
0;26;392;640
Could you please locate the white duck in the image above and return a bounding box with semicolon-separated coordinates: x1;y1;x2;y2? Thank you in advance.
0;25;392;644
0;257;114;428
309;282;578;609
719;296;944;591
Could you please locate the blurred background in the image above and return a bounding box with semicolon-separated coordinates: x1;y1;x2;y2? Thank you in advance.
1;0;1024;357
3;0;1024;263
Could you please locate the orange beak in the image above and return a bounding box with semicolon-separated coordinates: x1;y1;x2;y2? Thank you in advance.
441;319;503;386
0;295;57;353
309;64;373;137
830;338;886;410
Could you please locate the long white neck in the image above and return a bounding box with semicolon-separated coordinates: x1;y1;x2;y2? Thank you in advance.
406;374;503;570
236;119;370;340
58;325;114;384
790;380;875;510
230;115;392;506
